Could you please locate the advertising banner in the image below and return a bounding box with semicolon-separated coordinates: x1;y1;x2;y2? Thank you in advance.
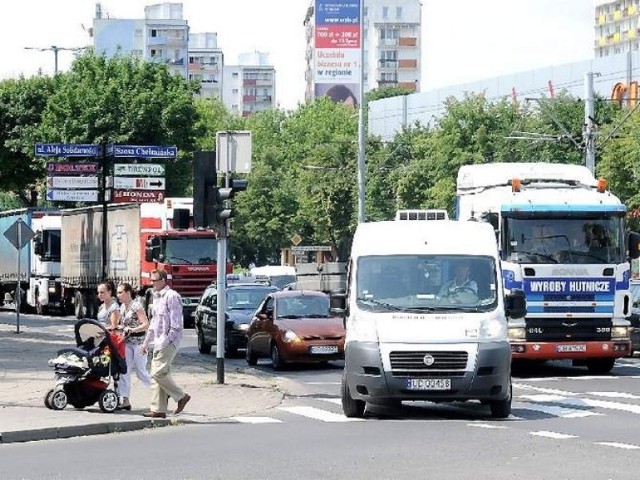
314;0;361;107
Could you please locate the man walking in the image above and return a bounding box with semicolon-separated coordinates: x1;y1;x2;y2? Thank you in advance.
141;269;191;418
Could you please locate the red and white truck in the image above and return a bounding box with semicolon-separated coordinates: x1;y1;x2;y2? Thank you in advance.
60;198;228;325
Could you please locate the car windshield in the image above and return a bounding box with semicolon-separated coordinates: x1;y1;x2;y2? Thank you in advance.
356;254;498;312
276;296;331;318
269;275;297;290
503;216;625;264
162;237;217;265
227;288;274;310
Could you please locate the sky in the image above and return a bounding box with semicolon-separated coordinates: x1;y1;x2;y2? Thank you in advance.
1;0;595;110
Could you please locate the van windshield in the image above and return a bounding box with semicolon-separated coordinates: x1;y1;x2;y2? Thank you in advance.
356;255;497;312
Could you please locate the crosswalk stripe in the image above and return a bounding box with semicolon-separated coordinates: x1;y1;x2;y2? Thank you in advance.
279;406;364;422
231;416;283;424
317;398;342;405
586;391;640;400
516;402;602;418
530;431;578;439
595;442;640;450
467;423;508;429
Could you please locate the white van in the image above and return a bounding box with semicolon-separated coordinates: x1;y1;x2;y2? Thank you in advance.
341;220;526;418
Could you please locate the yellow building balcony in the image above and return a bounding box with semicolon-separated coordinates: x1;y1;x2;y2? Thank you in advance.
598;14;606;24
598;37;607;46
614;32;621;42
630;29;637;39
629;5;637;15
614;10;622;21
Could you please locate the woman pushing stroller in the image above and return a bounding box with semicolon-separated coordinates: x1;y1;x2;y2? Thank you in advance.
115;283;152;410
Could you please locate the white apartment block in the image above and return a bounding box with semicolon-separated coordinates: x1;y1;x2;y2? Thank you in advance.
304;0;422;101
595;0;640;56
223;52;276;117
189;33;224;99
93;3;189;79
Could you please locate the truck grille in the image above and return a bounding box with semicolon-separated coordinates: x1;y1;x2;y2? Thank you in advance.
525;318;612;342
171;274;215;298
389;351;468;377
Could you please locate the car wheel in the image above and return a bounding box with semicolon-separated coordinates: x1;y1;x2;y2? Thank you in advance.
197;327;212;354
98;389;119;413
271;343;286;370
341;372;365;418
225;336;238;358
50;389;68;410
489;383;512;419
246;342;258;366
587;358;615;374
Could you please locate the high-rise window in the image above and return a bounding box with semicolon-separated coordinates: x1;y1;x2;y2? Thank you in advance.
382;6;389;19
396;7;402;19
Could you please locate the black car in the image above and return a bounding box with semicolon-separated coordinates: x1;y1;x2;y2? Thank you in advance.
194;282;278;356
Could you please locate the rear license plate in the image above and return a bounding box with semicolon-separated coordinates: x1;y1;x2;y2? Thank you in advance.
309;345;338;354
406;378;451;391
557;344;587;353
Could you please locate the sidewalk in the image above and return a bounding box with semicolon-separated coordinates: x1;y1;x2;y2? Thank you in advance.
0;319;287;444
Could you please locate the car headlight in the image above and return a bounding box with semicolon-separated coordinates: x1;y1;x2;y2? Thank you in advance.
283;330;301;343
479;317;507;340
611;326;630;341
48;286;56;294
237;323;250;331
508;327;526;341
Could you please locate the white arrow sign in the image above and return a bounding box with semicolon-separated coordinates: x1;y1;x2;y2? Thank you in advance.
46;176;99;189
47;189;98;202
112;177;165;190
113;163;165;176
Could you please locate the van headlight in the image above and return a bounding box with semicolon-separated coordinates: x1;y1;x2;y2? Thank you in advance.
479;317;507;340
611;326;630;341
508;327;526;341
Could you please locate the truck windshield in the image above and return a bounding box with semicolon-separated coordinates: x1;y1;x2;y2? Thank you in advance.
502;216;625;264
356;255;497;312
42;230;61;261
162;238;217;265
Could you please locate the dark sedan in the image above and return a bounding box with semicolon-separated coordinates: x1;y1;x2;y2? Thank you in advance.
194;283;277;356
246;290;345;369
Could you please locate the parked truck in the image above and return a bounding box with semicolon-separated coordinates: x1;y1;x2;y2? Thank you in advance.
456;162;638;373
60;198;228;326
0;208;63;314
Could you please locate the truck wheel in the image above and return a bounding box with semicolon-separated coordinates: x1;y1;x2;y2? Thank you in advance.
587;358;615;374
341;372;365;418
74;291;85;319
197;327;212;354
489;383;512;419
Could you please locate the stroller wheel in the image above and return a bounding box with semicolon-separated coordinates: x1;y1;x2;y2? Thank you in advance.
98;389;119;413
44;389;55;409
50;390;68;410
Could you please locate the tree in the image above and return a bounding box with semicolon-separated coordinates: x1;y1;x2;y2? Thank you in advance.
366;85;412;102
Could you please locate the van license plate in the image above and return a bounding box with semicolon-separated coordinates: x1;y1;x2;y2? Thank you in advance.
556;344;587;353
406;378;451;390
310;345;338;354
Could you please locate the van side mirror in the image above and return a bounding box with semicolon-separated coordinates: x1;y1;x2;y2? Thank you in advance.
628;231;640;260
145;236;161;262
505;288;527;319
33;231;44;256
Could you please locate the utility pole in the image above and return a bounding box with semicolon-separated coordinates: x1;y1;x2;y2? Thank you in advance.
356;0;366;223
584;72;596;174
24;45;86;75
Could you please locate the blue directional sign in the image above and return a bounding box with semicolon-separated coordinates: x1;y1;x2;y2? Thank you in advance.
35;143;100;157
112;145;177;159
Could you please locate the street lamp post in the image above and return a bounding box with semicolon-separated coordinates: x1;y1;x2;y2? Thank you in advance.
24;45;87;75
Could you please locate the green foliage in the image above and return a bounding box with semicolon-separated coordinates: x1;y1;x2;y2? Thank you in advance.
366;85;412;102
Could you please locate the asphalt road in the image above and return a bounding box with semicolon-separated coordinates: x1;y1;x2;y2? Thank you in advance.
2;310;639;479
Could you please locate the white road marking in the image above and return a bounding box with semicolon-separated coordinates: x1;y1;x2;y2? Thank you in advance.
517;402;601;418
279;406;364;422
595;442;640;450
586;391;640;400
515;375;640;382
466;423;508;429
530;431;578;439
514;384;578;396
317;397;342;405
231;417;283;424
306;382;341;385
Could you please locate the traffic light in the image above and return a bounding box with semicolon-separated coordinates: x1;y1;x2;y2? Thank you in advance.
213;179;248;232
193;151;216;229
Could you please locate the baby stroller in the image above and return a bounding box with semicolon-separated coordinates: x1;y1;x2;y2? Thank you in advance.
45;319;127;413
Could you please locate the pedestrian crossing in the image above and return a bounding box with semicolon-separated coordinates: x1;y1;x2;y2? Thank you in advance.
227;383;640;425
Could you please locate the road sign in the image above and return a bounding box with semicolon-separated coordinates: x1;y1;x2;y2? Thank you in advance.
46;162;100;175
291;234;303;246
216;131;252;173
46;176;99;189
291;245;333;253
112;145;177;159
113;177;165;190
112;190;165;203
3;219;35;250
113;163;165;176
35;143;100;157
47;189;99;202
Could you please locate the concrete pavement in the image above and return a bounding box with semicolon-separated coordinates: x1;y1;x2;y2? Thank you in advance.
0;318;287;444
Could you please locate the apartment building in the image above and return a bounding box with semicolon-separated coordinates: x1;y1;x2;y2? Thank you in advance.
304;0;422;101
93;3;189;79
189;33;224;99
595;0;640;56
223;52;276;116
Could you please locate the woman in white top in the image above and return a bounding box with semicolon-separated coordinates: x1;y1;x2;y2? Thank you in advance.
96;282;120;329
116;283;152;410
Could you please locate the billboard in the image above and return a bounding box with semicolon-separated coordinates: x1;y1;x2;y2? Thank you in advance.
314;0;361;107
